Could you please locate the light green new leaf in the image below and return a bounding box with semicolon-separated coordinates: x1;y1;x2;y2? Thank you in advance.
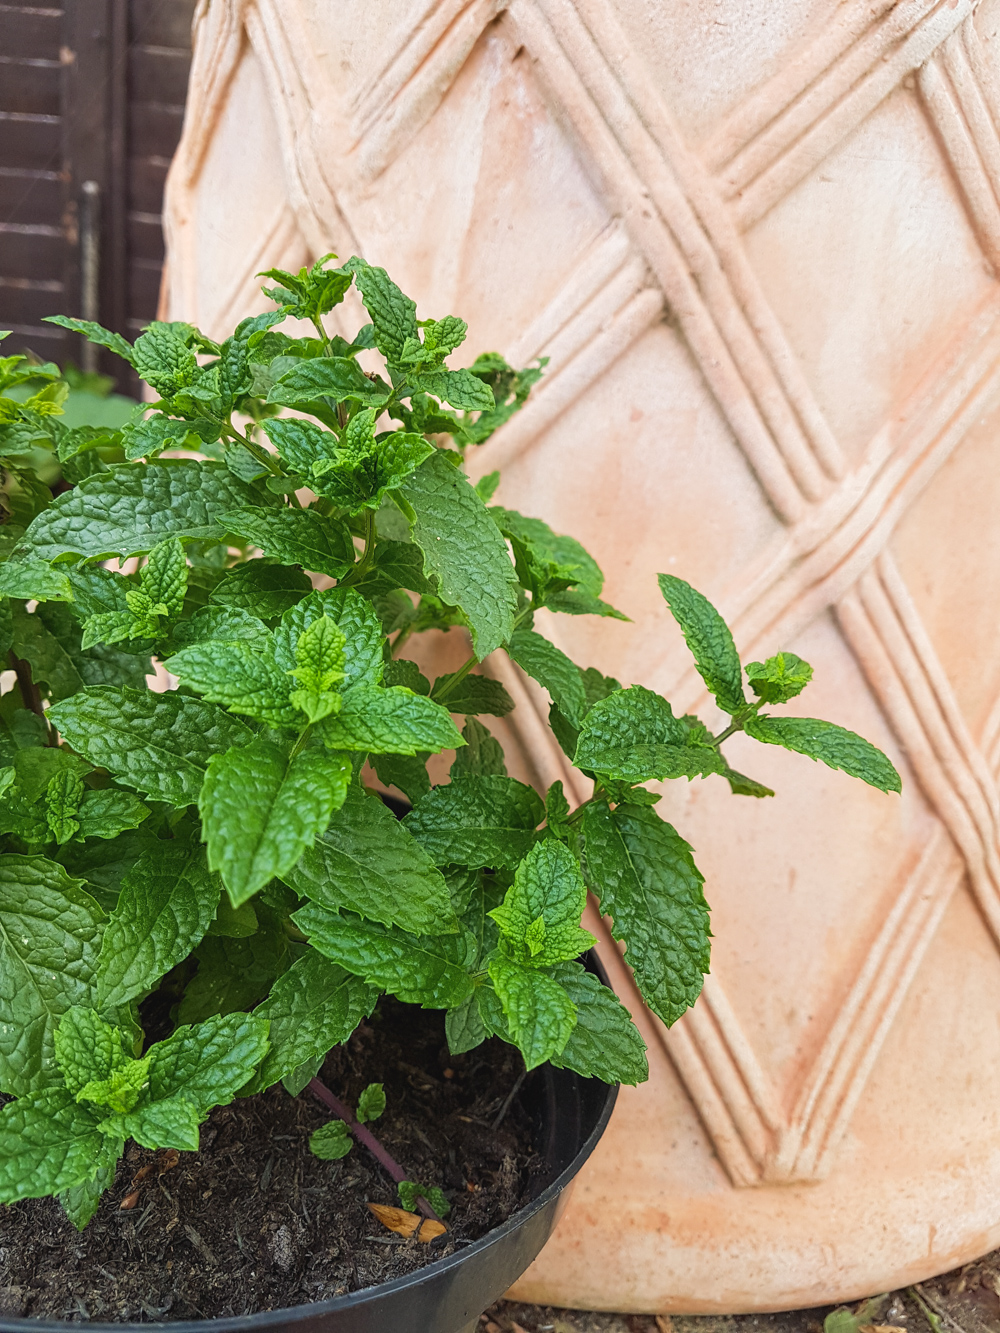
507;629;587;728
54;1007;124;1097
274;588;384;691
49;687;254;807
356;1082;385;1123
250;950;378;1094
59;1136;120;1230
0;1088;106;1204
18;461;270;563
294;903;475;1009
345;258;418;364
487;954;576;1070
490;840;594;966
410;368;494;412
0;559;72;602
145;1012;270;1114
164;640;297;727
122;1096;201;1153
97;842;220;1008
582;802;710;1027
744;715;902;793
317;684;464;755
142;538;187;617
285;784;458;937
401;451;517;659
0;854;105;1094
404;776;544;869
744;651;813;705
657;574;746;716
310;1120;352;1160
547;961;648;1086
220;507;355;581
200;740;352;906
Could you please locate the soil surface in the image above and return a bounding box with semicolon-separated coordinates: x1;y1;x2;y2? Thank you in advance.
0;1000;542;1322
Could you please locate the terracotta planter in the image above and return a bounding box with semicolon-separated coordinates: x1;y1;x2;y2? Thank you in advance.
160;0;1000;1312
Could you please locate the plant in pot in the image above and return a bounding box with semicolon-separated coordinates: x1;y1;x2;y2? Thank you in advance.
0;260;900;1330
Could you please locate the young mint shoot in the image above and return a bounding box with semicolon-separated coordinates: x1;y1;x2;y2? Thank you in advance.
0;260;900;1227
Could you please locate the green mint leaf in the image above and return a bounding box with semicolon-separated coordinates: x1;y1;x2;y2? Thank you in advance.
450;717;507;780
120;413;199;461
170;606;271;650
355;540;430;597
274;589;384;691
445;993;487;1056
369;752;431;804
11;602;84;701
42;316;134;364
409;368;494;412
487;954;576;1070
78;1051;153;1114
316;684;464;755
208;560;312;619
250;950;377;1094
397;1180;451;1218
261;418;338;475
18;461;272;563
344;258;419;364
59;1138;120;1230
544;781;571;840
144;1011;270;1115
547;961;648;1086
259;254;352;322
657;574;746;716
175;927;289;1026
207;895;258;939
401;451;517;659
490;507;604;601
0;1088;106;1204
0;854;104;1094
267;357;389;414
743;715;902;793
45;769;85;844
507;629;587;728
163;640;298;727
141;538;187;617
0;559;73;602
431;673;514;717
474;471;500;503
54;1007;125;1097
718;764;775;798
294;903;475;1009
55;826;159;912
200;742;352;906
75;788;151;839
310;1119;352;1160
356;1081;385;1124
383;659;430;695
219;507;355;581
404;776;544;869
131;323;199;395
544;589;629;620
121;1096;201;1153
582;802;710;1026
49;687;254;807
96;842;219;1009
286;784;458;936
744;651;814;705
489;840;594;966
287;614;346;722
574;684;725;783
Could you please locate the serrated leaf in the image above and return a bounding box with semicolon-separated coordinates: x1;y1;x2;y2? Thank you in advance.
410;368;494;412
450;716;507;780
170;606;271;649
285;784;458;936
261;417;338;475
547;961;648;1085
545;780;571;839
445;993;487;1056
142;538;187;617
317;684;464;755
574;684;724;783
11;602;84;701
657;574;745;715
59;1137;119;1230
122;1096;201;1152
582;802;710;1027
310;1119;352;1160
42;316;134;364
220;507;355;581
294;903;475;1009
120;413;199;460
49;687;254;807
144;1012;270;1115
175;928;288;1026
507;629;587;728
432;673;514;717
200;740;352;906
491;507;604;598
208;560;312;619
744;715;902;793
487;953;576;1070
18;461;271;563
250;950;378;1093
405;776;544;869
0;1087;106;1203
267;357;389;412
401;451;517;659
490;840;593;966
369;752;431;803
0;559;72;602
54;1006;124;1097
745;651;813;704
163;639;297;726
274;588;384;690
0;854;104;1094
96;842;220;1009
345;258;419;364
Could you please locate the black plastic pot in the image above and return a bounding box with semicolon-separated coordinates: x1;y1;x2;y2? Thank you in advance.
1;977;617;1333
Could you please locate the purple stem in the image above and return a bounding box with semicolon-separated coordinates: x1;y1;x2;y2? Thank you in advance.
307;1077;443;1224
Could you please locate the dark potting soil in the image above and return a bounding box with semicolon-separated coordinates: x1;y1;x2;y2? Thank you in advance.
0;1000;543;1323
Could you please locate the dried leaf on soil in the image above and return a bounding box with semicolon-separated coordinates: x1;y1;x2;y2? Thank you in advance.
367;1202;447;1242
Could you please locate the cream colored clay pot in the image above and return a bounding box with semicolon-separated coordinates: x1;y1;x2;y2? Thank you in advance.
160;0;1000;1312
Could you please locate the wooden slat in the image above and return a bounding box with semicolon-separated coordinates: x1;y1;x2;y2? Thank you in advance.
0;7;63;61
127;256;161;318
0;279;66;325
0;168;64;226
127;212;163;262
128;101;185;157
0;58;61;115
129;0;191;49
128;44;190;105
0;224;66;274
127;154;169;212
0;113;61;171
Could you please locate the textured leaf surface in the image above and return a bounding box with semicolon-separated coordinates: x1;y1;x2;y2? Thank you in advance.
450;717;507;779
18;461;267;562
318;685;464;755
507;629;587;727
49;688;253;807
547;961;648;1085
657;574;745;715
220;507;355;580
401;451;517;659
274;589;383;690
445;994;487;1056
490;840;593;966
11;603;84;701
0;855;104;1094
0;1089;105;1203
574;685;723;782
583;802;710;1026
432;674;513;717
97;843;219;1008
294;903;475;1009
251;950;378;1092
0;559;72;601
54;1007;122;1097
163;640;297;727
267;357;389;410
200;741;352;906
145;1012;270;1112
310;1119;353;1160
346;259;418;363
744;715;901;793
208;561;312;619
487;954;576;1070
405;776;543;869
286;785;458;937
75;788;151;839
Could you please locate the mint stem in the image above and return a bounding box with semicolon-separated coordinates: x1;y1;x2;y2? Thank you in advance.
306;1077;443;1223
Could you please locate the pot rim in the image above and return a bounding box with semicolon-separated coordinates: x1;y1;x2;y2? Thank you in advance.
3;1078;617;1333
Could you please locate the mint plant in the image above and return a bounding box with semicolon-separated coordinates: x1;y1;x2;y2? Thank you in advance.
0;258;900;1229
